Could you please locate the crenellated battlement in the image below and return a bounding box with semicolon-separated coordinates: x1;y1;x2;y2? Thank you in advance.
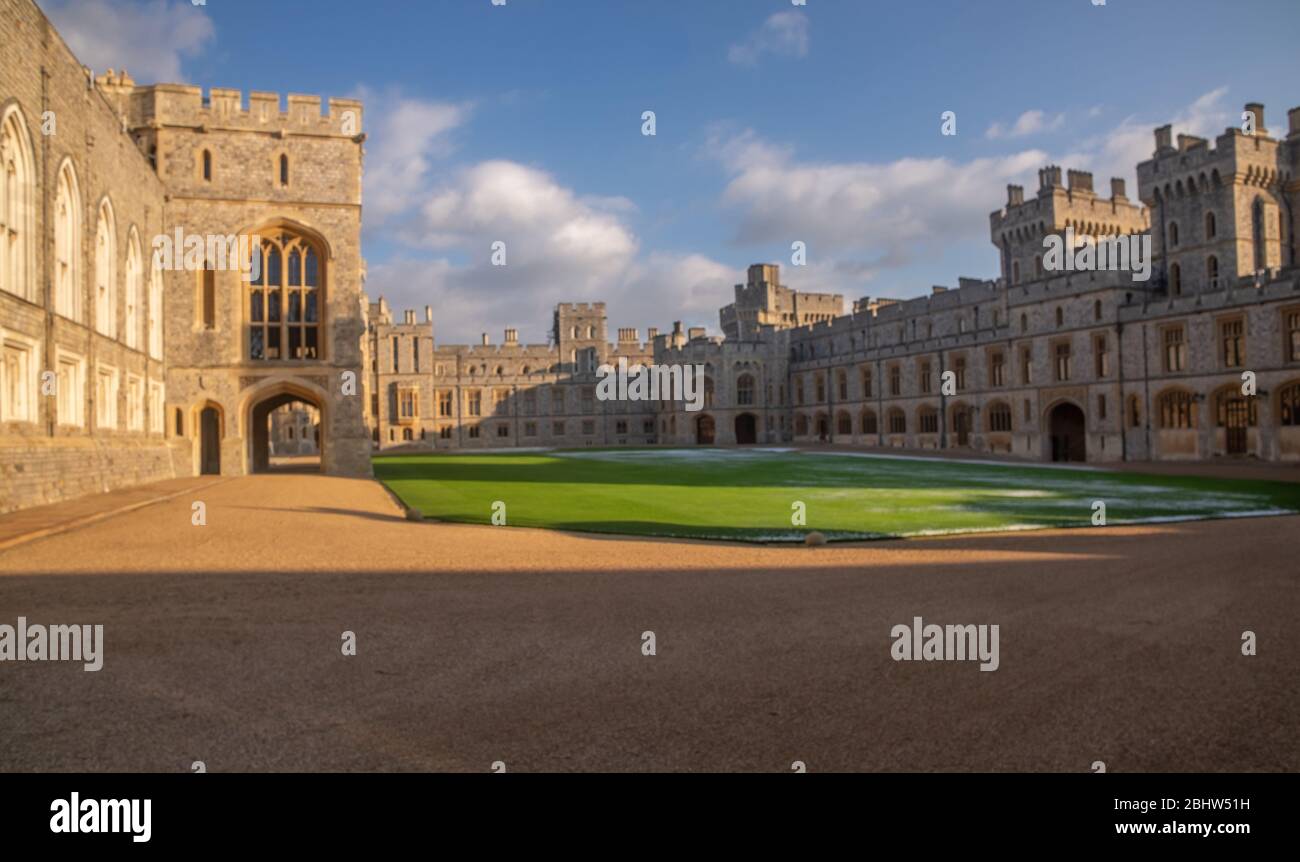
127;84;363;137
1136;104;1295;205
991;166;1148;239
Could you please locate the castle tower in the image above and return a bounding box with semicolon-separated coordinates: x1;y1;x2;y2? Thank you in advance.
553;302;608;373
990;166;1149;287
1137;102;1293;294
126;84;371;477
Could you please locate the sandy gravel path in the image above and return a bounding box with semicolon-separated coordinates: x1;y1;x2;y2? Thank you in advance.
0;474;1295;772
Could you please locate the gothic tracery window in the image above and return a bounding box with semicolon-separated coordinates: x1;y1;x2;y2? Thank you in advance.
54;161;82;318
248;231;322;361
1;105;35;301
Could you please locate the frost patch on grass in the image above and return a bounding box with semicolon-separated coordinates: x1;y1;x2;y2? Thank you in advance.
557;448;783;463
802;450;1104;472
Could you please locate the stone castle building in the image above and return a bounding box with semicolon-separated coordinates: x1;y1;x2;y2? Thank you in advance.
4;0;1300;516
369;108;1300;464
1;0;369;513
268;401;320;458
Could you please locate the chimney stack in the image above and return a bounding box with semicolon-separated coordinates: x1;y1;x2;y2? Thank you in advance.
1037;166;1063;193
1007;184;1024;206
1067;170;1094;194
647;327;658;340
404;309;415;325
1110;177;1127;200
424;305;432;323
1244;102;1265;134
1154;124;1173;152
505;328;518;344
481;333;490;346
1287;106;1300;138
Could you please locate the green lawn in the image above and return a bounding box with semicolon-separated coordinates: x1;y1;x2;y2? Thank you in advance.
372;448;1300;543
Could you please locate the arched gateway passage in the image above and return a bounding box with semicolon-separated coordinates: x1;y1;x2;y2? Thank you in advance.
1048;402;1086;462
696;414;716;445
249;388;324;473
734;412;757;445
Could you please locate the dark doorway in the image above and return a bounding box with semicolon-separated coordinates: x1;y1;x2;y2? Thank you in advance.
954;409;971;447
696;414;716;445
250;391;323;473
734;413;757;445
1224;398;1249;455
1049;402;1087;462
200;407;221;475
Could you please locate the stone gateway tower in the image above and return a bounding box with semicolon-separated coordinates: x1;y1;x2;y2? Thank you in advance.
129;83;371;478
0;0;370;515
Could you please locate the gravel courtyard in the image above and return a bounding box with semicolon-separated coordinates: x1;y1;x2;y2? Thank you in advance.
0;473;1296;772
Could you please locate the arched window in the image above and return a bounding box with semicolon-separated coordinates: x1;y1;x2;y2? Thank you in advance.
795;413;809;436
1169;262;1181;296
1214;388;1257;426
124;229;142;348
1253;199;1266;271
887;408;906;434
199;263;216;330
0;104;36;301
1168;221;1179;247
248;229;323;360
1204;211;1216;239
1055;307;1064;327
1128;394;1141;429
54;160;82;318
279;154;289;187
861;409;877;435
1020;313;1028;333
202;149;212;182
918;406;939;434
703;376;714;408
1206;256;1219;289
94;200;117;337
148;256;163;359
836;411;852;435
1280;383;1300;427
1094;299;1102;321
736;373;754;406
1012;260;1021;284
1158;390;1197;429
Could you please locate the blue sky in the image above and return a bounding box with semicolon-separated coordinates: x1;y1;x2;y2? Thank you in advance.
41;0;1300;343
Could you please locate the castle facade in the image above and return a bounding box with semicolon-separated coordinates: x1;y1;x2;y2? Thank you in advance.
4;0;1299;518
371;104;1300;464
1;0;369;513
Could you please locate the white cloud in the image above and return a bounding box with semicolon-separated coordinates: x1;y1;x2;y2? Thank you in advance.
359;91;472;225
703;88;1234;295
1057;87;1232;191
707;126;1047;259
728;12;809;66
364;152;737;343
38;0;214;83
985;109;1065;140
